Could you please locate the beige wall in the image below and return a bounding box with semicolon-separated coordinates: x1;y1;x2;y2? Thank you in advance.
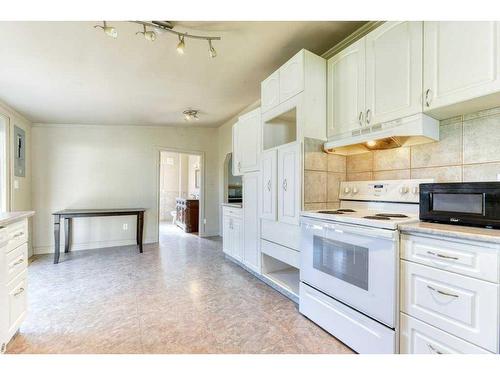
344;106;500;183
31;124;219;254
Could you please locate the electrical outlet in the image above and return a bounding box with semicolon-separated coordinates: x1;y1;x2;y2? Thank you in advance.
203;218;207;224
122;223;128;231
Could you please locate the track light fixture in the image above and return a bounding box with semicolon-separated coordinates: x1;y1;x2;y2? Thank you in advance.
176;35;185;54
136;24;157;41
93;21;220;58
183;109;199;121
208;40;217;58
94;21;117;38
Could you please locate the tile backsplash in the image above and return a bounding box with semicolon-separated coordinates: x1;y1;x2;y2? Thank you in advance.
304;106;500;209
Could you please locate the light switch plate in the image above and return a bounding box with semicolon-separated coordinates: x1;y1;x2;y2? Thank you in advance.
14;179;19;190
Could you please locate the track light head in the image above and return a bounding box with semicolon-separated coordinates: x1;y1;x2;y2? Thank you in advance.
208;40;217;58
94;21;117;38
177;35;185;54
136;25;157;41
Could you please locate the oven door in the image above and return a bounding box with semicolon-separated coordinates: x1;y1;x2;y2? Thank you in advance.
300;217;397;327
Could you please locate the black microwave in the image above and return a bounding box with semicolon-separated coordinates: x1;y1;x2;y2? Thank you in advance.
419;182;500;229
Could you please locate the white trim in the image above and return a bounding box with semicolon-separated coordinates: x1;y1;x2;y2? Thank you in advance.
34;238;158;255
199;231;220;238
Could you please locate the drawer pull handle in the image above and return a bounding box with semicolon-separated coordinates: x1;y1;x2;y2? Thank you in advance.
13;287;25;297
12;258;24;267
13;232;25;239
427;344;443;354
427;285;459;298
426;251;459;260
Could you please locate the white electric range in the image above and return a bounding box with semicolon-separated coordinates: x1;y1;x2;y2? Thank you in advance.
299;179;432;354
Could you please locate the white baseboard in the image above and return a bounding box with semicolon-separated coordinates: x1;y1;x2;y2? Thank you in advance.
199;231;220;237
34;238;157;255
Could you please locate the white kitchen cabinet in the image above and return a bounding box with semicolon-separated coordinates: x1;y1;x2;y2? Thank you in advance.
232;108;261;175
365;21;423;125
260;149;277;221
231;217;243;262
327;38;365;138
279;52;304;103
261;71;280;114
423;21;500;118
327;21;424;139
243;172;260;273
222;206;243;263
277;142;301;225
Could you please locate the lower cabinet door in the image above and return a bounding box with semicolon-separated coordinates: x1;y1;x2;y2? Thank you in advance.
400;313;491;354
222;216;232;255
8;271;27;336
232;218;244;262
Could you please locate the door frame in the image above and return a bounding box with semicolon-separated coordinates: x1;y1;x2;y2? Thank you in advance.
156;146;206;239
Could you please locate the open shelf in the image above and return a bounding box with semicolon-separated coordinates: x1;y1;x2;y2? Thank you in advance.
264;267;300;297
263;107;297;150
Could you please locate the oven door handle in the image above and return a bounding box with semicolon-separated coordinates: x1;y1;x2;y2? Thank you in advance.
301;218;395;240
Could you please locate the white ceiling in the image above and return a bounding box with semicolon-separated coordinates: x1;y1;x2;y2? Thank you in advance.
0;21;365;127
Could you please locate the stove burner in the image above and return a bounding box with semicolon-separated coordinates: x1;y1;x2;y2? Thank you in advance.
336;209;356;212
375;213;409;218
363;215;391;220
317;210;344;214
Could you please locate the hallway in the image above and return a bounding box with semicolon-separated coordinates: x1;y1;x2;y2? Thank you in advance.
7;228;352;354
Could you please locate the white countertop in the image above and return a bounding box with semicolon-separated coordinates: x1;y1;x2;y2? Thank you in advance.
399;221;500;244
0;211;35;227
221;203;242;209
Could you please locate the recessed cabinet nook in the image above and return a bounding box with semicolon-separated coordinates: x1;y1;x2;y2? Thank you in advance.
223;21;500;353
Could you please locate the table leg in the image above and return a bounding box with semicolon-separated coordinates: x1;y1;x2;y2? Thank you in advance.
54;215;61;264
137;212;144;253
64;218;71;253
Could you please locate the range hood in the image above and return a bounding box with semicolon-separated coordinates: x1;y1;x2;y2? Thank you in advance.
324;113;439;155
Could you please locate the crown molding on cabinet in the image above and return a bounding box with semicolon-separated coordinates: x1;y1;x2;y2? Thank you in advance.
322;21;386;59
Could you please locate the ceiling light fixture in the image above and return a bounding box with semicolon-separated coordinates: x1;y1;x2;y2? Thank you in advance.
208;40;217;58
183;109;199;121
94;21;118;38
136;24;157;41
176;35;186;54
366;140;377;147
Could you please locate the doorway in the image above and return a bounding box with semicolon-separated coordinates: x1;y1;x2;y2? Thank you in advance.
158;150;203;239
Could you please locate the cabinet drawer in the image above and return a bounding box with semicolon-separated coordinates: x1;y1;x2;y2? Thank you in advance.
400;313;491;354
5;242;28;284
401;260;499;352
223;206;242;219
401;234;499;282
8;271;28;335
6;219;28;253
261;239;299;268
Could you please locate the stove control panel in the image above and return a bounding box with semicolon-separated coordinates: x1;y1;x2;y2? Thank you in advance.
339;179;433;203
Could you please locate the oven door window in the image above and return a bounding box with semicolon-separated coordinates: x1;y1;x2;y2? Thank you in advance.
313;235;369;290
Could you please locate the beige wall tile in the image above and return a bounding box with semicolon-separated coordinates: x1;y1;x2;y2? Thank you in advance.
346;153;373;173
373;169;410;180
327;172;346;202
463;106;500;121
463;114;500;164
411;166;462;182
463;162;500;182
327;154;346;173
347;171;373;181
305;151;327;171
411;122;462;168
304;171;327;203
304;203;327;211
373;148;410;171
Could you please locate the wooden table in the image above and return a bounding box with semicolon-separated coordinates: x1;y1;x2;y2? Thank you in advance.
52;208;146;264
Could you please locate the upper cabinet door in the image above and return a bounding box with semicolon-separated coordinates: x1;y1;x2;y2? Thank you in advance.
260;149;277;221
423;21;500;113
238;108;261;173
261;71;280;113
277;142;301;226
231;122;242;176
279;51;304;103
365;21;423;125
327;38;366;138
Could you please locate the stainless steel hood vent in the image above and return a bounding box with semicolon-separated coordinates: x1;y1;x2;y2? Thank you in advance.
324;113;439;155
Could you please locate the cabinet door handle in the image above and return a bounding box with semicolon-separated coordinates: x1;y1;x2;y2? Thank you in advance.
426;251;459;260
13;231;24;239
427;344;443;354
358;111;364;127
365;109;371;125
13;287;25;297
238;161;241;172
425;88;433;107
282;179;287;191
427;285;459;298
12;258;24;267
267;180;271;192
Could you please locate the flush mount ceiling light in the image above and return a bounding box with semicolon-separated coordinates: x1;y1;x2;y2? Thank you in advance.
136;24;157;41
94;21;118;38
183;109;199;121
94;21;220;58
